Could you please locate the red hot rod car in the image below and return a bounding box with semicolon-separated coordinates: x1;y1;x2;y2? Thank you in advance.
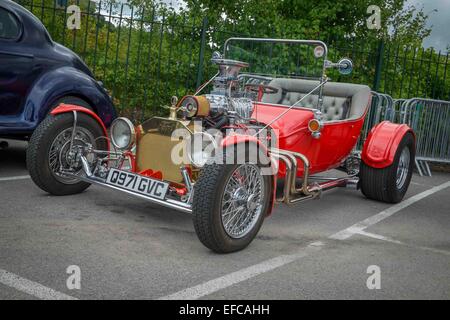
27;38;415;253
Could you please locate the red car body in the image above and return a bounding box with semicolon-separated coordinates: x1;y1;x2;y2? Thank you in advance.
253;101;370;177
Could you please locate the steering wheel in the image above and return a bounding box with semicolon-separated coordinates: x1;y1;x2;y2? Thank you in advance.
245;83;279;94
244;83;279;102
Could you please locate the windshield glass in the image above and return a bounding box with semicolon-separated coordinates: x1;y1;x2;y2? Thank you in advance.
224;38;327;81
221;38;328;109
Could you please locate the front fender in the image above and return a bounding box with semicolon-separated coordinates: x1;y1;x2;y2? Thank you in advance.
220;134;274;166
23;66;116;130
220;134;268;152
50;104;108;137
361;121;415;169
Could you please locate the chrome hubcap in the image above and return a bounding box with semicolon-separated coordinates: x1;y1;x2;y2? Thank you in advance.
396;147;410;189
221;164;265;239
48;127;96;184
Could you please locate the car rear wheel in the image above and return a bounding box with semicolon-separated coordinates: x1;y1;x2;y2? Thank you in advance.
360;132;415;203
193;163;272;253
27;113;107;195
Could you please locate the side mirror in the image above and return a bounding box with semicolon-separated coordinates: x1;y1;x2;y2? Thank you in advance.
338;58;353;75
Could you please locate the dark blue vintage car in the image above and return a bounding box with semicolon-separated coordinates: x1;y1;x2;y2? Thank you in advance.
0;0;116;140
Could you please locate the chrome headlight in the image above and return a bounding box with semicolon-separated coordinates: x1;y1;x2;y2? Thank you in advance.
110;117;135;150
187;132;217;168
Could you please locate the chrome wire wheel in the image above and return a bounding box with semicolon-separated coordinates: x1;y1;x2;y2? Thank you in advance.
220;164;265;239
48;127;96;184
396;146;410;189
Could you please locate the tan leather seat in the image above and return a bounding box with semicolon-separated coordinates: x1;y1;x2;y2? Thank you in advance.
262;78;371;121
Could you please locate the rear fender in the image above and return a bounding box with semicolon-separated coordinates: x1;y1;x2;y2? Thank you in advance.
220;135;277;216
24;66;116;129
361;121;415;169
50;104;108;137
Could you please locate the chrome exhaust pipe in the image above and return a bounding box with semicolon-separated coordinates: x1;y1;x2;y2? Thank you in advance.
271;152;293;203
270;149;358;204
271;148;320;204
277;150;314;196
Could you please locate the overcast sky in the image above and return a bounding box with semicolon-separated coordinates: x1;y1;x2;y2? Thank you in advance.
407;0;449;52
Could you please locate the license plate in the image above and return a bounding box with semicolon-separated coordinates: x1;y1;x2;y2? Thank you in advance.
105;168;169;200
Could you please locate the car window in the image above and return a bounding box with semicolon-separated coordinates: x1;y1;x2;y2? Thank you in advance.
0;8;20;40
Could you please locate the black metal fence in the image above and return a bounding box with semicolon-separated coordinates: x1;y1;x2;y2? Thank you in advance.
16;0;450;118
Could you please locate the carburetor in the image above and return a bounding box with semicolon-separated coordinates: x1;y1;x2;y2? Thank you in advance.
178;52;254;123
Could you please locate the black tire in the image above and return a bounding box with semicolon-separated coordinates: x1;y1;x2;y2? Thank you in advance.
49;96;93;113
192;163;272;253
27;113;107;196
360;132;415;203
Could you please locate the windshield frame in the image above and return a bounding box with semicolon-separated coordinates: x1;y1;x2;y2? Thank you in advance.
223;37;329;112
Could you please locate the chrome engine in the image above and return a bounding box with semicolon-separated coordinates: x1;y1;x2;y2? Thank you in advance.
207;52;254;123
204;94;254;121
178;52;256;126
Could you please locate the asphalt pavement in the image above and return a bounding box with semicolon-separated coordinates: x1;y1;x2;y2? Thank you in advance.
0;139;449;300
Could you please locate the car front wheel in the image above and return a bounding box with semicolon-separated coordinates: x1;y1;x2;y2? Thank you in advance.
192;163;272;253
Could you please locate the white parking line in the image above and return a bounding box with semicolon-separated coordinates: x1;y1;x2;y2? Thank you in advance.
158;241;324;300
0;175;30;182
329;180;450;240
0;269;77;300
158;180;450;300
354;230;450;256
353;230;402;244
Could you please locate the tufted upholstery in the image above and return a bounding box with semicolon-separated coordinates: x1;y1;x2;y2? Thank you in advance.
262;78;371;121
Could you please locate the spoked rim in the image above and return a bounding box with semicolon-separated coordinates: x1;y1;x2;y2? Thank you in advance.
396;146;410;189
220;164;265;239
48;127;96;184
